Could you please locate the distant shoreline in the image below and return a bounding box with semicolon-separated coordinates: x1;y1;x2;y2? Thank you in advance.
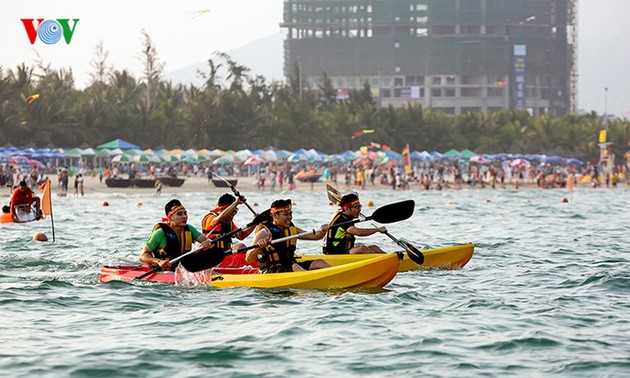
2;175;612;199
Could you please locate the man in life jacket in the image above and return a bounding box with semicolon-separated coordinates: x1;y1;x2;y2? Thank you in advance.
201;193;256;265
139;199;216;272
245;199;331;273
10;181;42;221
323;193;387;255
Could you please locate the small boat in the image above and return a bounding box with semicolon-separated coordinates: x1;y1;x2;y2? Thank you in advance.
213;244;474;273
99;254;400;289
212;178;237;188
294;171;322;183
0;204;41;224
99;265;257;285
158;177;186;187
105;178;132;188
296;243;474;272
131;178;157;188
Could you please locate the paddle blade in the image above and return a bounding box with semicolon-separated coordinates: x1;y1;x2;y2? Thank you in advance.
369;200;415;224
326;184;342;205
404;243;425;265
247;209;270;227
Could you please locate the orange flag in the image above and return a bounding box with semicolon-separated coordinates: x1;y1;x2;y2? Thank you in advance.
402;144;412;175
39;179;52;216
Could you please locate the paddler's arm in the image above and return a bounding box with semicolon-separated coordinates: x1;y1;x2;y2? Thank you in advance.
212;197;242;225
236;222;256;240
194;234;214;250
297;224;329;240
347;225;387;237
139;245;170;271
245;228;270;263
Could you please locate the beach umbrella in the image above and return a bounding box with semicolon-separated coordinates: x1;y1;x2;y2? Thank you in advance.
133;154;161;163
80;148;96;157
469;155;489;164
510;159;529;167
0;156;17;164
207;149;225;158
181;156;198;164
96;138;140;150
275;149;293;158
112;154;133;162
213;155;234;165
64;148;82;157
27;159;45;169
287;152;308;162
244;156;266;166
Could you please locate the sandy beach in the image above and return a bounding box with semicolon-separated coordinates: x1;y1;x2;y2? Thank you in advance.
37;174;562;196
0;174;611;200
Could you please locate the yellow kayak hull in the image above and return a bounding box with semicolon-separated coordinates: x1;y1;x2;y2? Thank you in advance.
297;244;474;273
211;253;400;289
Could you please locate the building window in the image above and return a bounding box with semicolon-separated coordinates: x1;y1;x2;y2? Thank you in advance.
488;88;504;97
394;77;404;87
446;76;455;85
381;88;391;97
462;88;482;97
431;88;442;97
432;76;442;85
405;76;416;85
461;107;482;114
445;89;456;97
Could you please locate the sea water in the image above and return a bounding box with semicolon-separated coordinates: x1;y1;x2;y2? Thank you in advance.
1;187;628;377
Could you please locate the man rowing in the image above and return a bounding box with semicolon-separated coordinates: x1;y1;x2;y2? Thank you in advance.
245;199;330;273
140;199;217;272
201;193;256;265
323;193;387;254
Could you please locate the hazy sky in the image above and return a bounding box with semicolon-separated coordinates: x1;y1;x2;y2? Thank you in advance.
1;0;628;118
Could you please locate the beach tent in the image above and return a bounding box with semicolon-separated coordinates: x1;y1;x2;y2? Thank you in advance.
459;149;476;159
96;139;141;150
443;149;461;159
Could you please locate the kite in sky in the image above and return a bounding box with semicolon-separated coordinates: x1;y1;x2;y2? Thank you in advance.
25;94;40;104
191;9;211;18
351;129;375;139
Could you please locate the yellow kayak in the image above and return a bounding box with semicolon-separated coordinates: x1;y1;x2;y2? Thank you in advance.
211;253;400;289
296;244;474;273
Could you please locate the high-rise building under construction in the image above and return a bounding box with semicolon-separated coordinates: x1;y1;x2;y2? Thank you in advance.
281;0;578;116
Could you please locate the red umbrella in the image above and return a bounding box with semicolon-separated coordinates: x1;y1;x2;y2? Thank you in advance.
244;156;265;166
27;159;46;169
510;159;530;167
469;155;489;164
0;155;17;164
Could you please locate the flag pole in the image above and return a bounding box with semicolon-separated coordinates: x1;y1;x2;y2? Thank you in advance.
50;203;56;242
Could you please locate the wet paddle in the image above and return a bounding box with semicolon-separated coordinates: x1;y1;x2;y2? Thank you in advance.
212;172;258;216
232;199;415;254
133;210;269;281
326;184;424;264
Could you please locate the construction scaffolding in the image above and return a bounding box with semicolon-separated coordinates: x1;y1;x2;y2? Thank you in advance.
281;0;578;116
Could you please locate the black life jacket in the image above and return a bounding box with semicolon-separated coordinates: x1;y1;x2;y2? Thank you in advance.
152;223;193;270
202;212;234;251
257;220;298;273
324;212;355;254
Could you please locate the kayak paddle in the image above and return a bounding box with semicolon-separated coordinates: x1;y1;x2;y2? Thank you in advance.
233;199;416;254
212;172;258;216
326;184;424;264
133;209;270;281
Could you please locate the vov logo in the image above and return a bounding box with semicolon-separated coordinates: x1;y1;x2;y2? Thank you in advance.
20;19;80;45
